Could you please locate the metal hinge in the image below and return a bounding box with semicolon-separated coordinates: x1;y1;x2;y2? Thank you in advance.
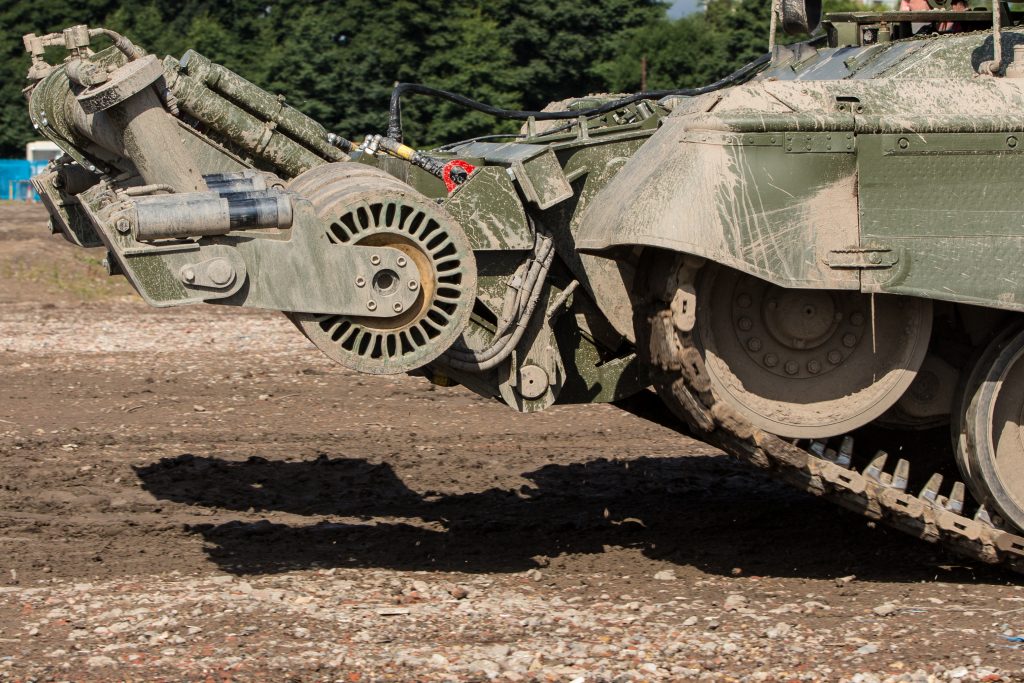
825;247;897;269
785;131;855;153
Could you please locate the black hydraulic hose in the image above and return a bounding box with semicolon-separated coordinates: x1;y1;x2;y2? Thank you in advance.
386;52;772;142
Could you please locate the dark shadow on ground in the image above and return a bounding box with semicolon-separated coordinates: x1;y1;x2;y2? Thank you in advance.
135;448;1008;584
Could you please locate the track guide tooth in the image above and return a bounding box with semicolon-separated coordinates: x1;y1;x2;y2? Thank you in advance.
975;505;994;527
863;451;888;482
823;447;838;464
892;459;910;492
920;473;943;504
945;482;966;515
836;436;854;468
809;440;827;458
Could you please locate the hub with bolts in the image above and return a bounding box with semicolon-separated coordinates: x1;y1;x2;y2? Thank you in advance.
729;280;865;380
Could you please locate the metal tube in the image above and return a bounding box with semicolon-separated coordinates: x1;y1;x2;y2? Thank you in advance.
164;61;325;177
179;50;346;162
132;190;293;240
68;65;206;192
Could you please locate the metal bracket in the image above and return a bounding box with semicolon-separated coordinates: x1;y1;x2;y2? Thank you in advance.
512;148;574;210
180;257;237;290
826;247;897;269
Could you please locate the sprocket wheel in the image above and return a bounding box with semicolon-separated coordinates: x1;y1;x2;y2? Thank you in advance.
286;163;476;374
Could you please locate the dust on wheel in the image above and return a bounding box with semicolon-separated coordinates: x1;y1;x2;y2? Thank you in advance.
693;264;932;438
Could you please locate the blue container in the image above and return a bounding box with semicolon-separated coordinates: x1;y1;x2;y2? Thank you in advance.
0;159;48;200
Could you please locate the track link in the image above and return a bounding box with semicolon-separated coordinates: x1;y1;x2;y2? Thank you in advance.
646;257;1024;575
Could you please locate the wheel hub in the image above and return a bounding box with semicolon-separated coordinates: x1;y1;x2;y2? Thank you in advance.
733;281;866;379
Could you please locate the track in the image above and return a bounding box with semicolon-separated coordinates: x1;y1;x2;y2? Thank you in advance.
645;256;1024;576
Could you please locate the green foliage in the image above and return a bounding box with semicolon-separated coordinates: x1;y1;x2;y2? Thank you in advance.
0;0;864;156
596;0;873;92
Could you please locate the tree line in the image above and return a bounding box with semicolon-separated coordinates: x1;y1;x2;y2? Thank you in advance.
0;0;866;157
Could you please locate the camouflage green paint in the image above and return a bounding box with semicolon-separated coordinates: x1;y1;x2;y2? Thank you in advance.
443;167;533;251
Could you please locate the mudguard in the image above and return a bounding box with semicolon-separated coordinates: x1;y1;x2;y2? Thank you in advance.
575;112;860;292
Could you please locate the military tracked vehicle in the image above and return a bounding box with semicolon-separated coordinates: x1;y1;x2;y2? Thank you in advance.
22;0;1024;572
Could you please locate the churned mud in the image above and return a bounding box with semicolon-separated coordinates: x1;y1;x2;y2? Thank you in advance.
0;203;1022;682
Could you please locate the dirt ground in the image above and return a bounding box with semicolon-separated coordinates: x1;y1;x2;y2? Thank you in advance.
0;202;1022;682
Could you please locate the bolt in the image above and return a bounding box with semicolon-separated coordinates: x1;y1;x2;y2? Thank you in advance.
370;255;381;266
115;218;130;234
736;293;752;308
366;301;377;311
206;259;234;287
764;353;778;368
850;312;864;326
807;360;821;374
396;256;408;267
869;252;882;264
843;333;857;348
393;302;404;313
785;361;799;375
828;350;843;365
408;280;418;291
355;276;366;288
766;299;777;310
898;137;909;149
182;268;195;283
747;337;762;352
1010;136;1019;149
737;317;753;331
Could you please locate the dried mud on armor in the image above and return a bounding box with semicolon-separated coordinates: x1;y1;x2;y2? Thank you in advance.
1;203;1023;681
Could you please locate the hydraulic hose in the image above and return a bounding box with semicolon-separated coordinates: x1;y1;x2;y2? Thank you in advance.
442;233;555;373
386;52;772;142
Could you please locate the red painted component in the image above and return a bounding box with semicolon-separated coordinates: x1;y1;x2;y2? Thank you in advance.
442;159;477;193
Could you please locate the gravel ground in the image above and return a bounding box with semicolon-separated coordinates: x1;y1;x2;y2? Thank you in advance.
1;203;1023;682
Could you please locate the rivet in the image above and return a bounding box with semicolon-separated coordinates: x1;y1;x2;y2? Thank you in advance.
807;360;821;374
828;350;843;365
370;255;381;266
182;268;195;283
767;299;778;310
736;293;752;308
747;337;762;352
1009;136;1019;149
396;256;408;267
843;333;857;348
367;301;377;311
785;361;799;375
898;137;909;149
355;276;366;287
737;317;753;331
764;353;779;368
